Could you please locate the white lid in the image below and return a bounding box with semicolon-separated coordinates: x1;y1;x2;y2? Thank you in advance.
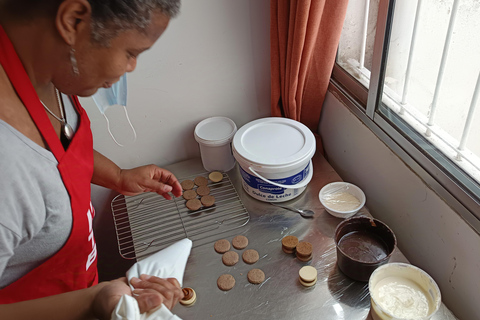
232;117;315;167
194;117;237;146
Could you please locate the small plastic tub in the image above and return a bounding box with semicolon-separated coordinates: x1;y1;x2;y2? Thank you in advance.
194;117;237;172
334;216;396;282
319;182;366;218
369;263;441;320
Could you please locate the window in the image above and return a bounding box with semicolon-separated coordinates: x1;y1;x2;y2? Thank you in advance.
332;0;480;232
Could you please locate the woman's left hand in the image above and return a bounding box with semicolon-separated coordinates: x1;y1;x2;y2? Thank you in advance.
118;165;182;199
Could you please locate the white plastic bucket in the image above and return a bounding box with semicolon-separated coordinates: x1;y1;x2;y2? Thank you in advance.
194;117;237;172
232;117;315;202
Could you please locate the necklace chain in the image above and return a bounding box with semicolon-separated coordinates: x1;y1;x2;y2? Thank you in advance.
40;88;65;123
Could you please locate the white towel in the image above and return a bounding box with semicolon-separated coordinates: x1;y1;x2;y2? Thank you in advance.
111;238;192;320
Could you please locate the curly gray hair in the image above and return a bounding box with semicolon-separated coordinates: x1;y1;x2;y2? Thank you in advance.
89;0;180;45
1;0;181;45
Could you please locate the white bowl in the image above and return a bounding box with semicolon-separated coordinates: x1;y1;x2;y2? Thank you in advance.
369;263;441;320
319;182;366;218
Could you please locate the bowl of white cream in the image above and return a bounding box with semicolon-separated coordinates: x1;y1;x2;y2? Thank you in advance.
369;263;441;320
319;182;366;218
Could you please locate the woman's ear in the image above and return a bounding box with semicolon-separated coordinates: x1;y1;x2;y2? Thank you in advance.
55;0;92;46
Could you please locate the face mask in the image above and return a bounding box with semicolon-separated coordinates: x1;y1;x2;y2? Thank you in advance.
92;73;137;146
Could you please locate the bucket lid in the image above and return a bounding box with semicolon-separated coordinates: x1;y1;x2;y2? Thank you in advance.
194;117;237;146
232;117;315;167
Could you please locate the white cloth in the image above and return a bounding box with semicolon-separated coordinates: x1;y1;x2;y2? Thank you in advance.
111;238;192;320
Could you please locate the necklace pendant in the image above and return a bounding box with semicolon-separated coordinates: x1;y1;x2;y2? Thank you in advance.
61;121;74;140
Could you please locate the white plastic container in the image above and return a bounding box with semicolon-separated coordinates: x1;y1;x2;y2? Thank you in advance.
232;117;315;202
369;263;441;320
194;117;237;172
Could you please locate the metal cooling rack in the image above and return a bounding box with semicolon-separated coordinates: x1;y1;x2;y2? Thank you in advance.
111;172;250;260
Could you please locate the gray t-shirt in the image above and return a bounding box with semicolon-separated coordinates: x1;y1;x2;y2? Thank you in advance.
0;95;79;288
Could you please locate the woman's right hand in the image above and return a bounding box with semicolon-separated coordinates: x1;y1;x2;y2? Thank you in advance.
93;275;184;319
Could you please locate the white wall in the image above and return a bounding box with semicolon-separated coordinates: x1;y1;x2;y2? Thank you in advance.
80;0;271;171
319;90;480;320
85;0;271;280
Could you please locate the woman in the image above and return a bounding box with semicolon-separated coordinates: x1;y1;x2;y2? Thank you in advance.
0;0;184;318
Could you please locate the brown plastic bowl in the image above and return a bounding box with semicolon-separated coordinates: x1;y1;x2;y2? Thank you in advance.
334;216;396;282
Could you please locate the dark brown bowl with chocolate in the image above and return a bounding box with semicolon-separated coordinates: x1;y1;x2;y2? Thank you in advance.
334;216;396;282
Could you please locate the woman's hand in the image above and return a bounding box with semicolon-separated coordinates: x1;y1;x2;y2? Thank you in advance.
130;275;184;311
118;165;182;199
92;275;184;319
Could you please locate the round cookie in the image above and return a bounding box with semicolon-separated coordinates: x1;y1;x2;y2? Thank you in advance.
208;171;223;183
222;251;239;266
183;189;197;200
242;249;259;264
180;180;194;191
296;241;313;262
197;185;210;196
247;269;265;284
186;199;202;211
217;274;235;291
214;239;231;253
179;287;196;305
281;235;299;254
201;195;215;207
299;266;317;287
232;235;249;250
194;176;208;187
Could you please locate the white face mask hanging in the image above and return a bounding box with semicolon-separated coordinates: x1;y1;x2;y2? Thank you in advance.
92;73;137;147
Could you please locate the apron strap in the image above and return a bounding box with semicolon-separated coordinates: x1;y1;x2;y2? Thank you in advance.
0;25;65;159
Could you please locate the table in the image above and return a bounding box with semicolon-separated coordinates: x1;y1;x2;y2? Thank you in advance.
158;154;457;319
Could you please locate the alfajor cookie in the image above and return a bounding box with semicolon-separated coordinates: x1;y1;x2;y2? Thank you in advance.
298;266;317;287
179;287;196;305
196;185;210;196
194;176;208;187
217;274;235;291
214;239;231;253
185;199;202;211
222;251;239;266
182;189;197;200
281;235;299;254
208;171;223;183
232;235;248;250
180;179;195;191
242;249;259;264
201;195;215;207
247;269;265;284
296;241;313;262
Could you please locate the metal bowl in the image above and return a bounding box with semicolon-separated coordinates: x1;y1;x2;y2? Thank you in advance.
334;216;396;282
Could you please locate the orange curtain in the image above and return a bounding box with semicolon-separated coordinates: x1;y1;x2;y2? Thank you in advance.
271;0;349;153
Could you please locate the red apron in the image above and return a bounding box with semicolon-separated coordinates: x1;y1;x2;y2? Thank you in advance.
0;26;98;302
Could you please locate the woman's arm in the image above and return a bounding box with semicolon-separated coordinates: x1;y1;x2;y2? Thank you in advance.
91;150;182;199
0;276;183;320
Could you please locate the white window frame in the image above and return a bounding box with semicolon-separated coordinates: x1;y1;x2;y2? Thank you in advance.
331;0;480;233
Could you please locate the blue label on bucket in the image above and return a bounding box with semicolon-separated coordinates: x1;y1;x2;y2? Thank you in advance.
239;163;310;193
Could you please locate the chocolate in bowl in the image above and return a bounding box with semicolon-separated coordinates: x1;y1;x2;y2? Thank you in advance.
334;216;396;282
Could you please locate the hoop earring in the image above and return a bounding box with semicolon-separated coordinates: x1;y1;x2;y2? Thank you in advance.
70;47;79;76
